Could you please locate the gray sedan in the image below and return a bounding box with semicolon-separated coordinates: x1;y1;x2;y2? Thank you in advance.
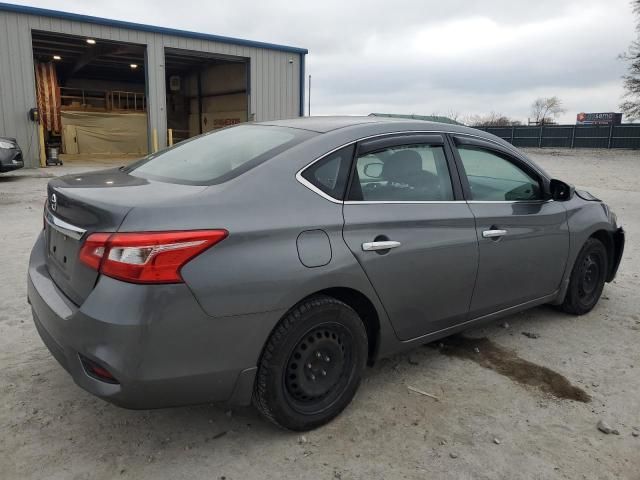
0;136;24;172
28;117;624;431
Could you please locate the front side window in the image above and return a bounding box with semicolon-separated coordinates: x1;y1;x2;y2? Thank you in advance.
457;147;542;201
129;125;315;185
349;144;454;202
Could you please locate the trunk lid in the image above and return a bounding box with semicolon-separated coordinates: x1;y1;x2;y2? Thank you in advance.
45;168;207;305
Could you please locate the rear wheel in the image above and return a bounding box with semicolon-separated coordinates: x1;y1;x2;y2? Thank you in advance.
561;238;608;315
253;295;368;431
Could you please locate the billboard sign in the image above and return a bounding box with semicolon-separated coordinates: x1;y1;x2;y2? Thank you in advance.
576;112;622;125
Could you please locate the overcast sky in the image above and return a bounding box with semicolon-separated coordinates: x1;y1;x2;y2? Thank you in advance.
13;0;638;122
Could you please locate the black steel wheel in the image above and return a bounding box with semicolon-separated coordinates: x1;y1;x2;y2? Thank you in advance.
284;323;353;414
562;238;608;315
253;295;368;431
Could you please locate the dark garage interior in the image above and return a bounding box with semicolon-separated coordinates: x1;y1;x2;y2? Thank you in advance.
164;48;249;144
30;33;251;161
31;30;148;162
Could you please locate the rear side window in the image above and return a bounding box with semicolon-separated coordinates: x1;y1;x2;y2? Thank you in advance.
301;145;354;200
457;147;542;201
129;125;315;185
349;144;454;201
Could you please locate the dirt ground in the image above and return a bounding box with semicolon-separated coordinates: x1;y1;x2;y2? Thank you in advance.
1;149;639;480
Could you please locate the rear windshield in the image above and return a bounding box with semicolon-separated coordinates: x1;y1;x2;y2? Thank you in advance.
128;124;315;185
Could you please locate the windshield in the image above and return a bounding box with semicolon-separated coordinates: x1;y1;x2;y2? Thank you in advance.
129;124;315;185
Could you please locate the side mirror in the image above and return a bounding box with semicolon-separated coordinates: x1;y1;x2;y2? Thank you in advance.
363;162;384;179
549;179;574;201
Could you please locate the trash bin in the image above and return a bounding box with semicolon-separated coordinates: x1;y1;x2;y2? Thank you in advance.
46;146;62;166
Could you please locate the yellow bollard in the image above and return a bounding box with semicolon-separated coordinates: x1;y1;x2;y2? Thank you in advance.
38;122;46;167
168;128;173;147
152;128;158;153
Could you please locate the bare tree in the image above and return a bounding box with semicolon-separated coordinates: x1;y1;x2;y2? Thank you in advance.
443;109;461;123
531;96;566;125
462;112;521;127
428;110;461;123
621;0;640;120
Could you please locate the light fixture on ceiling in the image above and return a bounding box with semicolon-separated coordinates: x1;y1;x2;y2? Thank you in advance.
86;38;96;44
53;55;62;60
130;64;138;69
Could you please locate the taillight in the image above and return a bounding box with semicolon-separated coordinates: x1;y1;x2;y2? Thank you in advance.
79;233;111;270
79;230;227;284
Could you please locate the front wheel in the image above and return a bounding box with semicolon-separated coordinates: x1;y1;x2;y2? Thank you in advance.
561;238;608;315
253;295;368;431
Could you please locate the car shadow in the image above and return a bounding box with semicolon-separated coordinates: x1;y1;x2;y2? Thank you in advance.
0;175;22;183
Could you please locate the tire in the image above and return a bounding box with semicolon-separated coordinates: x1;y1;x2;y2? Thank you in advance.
561;238;608;315
253;295;368;431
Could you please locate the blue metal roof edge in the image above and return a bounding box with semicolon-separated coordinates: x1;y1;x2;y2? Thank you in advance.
0;2;309;54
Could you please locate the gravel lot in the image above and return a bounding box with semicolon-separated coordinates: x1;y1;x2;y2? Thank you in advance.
1;149;639;480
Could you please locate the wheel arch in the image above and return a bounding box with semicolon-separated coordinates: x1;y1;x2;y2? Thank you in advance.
554;225;618;306
317;287;381;365
589;229;620;282
270;287;382;366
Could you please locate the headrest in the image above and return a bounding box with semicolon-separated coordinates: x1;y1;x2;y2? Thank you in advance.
382;150;422;183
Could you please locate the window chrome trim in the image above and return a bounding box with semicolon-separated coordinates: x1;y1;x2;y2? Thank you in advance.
466;199;554;204
295;169;344;205
45;211;86;240
344;200;467;205
295;129;542;204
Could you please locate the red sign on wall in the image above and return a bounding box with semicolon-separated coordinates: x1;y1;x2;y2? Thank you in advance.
213;118;241;129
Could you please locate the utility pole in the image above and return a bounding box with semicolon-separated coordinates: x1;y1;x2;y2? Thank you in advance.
308;74;311;116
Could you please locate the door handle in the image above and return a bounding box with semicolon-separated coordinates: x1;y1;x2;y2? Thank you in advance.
482;229;507;239
362;240;402;251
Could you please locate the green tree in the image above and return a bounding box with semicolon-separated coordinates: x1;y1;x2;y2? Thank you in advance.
621;0;640;120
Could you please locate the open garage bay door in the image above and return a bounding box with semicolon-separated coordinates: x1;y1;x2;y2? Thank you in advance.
31;31;148;162
164;48;249;144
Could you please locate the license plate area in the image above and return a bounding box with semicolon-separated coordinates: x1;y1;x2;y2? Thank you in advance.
46;225;79;275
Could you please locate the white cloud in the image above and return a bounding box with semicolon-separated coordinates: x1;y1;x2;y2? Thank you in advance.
12;0;639;122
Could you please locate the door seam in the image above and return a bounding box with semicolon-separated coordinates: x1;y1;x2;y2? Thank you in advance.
465;201;482;318
339;203;402;340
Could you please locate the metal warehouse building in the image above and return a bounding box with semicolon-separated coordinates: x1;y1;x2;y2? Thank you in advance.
0;3;307;168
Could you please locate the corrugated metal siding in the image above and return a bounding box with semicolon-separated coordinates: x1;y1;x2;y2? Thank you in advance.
0;10;303;167
0;12;39;164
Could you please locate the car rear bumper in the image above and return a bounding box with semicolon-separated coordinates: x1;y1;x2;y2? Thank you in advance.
27;232;283;409
0;148;24;172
